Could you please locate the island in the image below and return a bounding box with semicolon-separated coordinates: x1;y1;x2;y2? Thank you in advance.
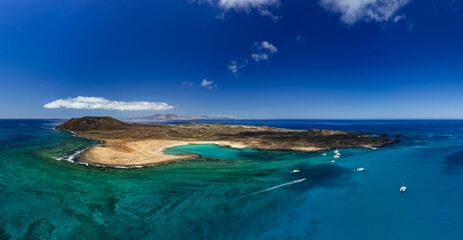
56;117;396;167
124;113;233;121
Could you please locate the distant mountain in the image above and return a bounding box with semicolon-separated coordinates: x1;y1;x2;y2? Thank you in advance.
124;113;233;121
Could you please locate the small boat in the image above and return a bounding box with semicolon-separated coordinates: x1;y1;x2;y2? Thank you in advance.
322;153;327;156
330;160;336;163
334;149;339;154
333;155;340;158
291;169;300;173
356;160;365;172
400;181;406;192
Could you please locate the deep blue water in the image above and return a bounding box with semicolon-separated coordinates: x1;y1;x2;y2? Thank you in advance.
1;119;463;239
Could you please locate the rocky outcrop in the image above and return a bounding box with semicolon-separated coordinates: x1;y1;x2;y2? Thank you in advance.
56;116;130;131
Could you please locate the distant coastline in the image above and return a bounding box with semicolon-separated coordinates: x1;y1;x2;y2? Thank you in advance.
124;113;235;122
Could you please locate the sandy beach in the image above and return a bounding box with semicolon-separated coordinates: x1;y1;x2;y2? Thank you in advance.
79;138;329;167
80;139;251;167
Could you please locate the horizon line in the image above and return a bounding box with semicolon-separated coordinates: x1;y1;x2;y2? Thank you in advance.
2;117;463;121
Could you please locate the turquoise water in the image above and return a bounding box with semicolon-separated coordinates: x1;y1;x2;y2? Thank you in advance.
1;120;463;239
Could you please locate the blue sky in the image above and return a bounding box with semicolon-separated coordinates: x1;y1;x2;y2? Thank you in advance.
0;0;462;119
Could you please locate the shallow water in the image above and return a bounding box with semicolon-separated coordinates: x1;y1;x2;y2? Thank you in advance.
1;119;463;239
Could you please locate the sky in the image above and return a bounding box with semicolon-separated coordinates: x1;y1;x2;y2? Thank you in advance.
0;0;462;119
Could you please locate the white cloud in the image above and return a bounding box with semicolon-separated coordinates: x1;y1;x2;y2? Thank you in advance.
182;81;194;87
391;14;414;31
228;60;240;73
320;0;410;25
218;0;280;11
393;14;405;23
44;96;173;111
251;52;269;62
296;35;306;45
253;41;278;54
228;60;248;74
228;41;278;74
203;0;281;19
201;79;218;90
258;8;281;21
251;41;278;62
408;21;414;31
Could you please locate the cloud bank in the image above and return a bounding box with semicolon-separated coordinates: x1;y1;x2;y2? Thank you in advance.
320;0;410;25
202;0;411;25
44;96;173;111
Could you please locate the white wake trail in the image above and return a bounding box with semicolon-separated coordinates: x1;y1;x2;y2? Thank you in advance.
235;178;306;200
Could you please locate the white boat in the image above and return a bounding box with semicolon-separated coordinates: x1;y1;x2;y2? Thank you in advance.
400;181;406;192
291;169;300;173
356;160;365;172
334;149;339;154
330;160;336;163
333;155;340;158
322;153;327;156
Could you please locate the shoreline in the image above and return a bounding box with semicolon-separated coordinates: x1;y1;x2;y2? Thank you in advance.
53;117;396;167
78;138;254;167
74;137;375;168
61;132;388;168
74;136;327;168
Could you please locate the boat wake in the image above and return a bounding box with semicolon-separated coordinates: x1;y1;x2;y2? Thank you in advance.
235;178;306;200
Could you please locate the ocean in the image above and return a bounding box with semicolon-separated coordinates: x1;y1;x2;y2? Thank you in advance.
1;119;462;239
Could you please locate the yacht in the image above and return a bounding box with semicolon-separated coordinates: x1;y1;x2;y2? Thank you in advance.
291;169;300;173
400;181;406;192
356;160;365;172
